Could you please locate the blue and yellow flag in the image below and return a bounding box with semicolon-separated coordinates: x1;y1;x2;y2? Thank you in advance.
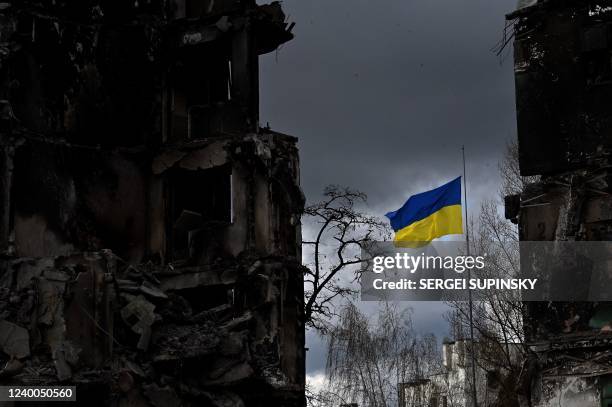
385;177;463;246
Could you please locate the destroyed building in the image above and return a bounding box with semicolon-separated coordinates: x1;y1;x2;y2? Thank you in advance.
506;0;612;406
0;1;305;406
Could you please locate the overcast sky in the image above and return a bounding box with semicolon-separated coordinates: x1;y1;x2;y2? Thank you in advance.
258;0;519;377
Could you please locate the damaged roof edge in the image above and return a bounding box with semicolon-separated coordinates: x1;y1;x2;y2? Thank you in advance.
506;0;547;19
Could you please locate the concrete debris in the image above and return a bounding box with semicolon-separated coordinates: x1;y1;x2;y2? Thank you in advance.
0;357;23;378
153;322;221;362
192;303;233;323
219;312;252;332
121;296;156;351
0;251;304;403
151;150;188;175
124;360;146;378
0;320;29;359
201;391;246;407
52;341;80;381
117;279;140;293
159;269;235;291
139;281;168;300
205;360;254;385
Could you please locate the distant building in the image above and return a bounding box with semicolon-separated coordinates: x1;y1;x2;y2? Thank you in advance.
399;339;520;407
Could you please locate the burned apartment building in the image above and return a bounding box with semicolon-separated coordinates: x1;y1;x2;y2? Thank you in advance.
506;0;612;406
0;1;305;406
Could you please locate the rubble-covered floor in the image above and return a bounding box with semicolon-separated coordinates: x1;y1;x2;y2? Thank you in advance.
0;249;305;406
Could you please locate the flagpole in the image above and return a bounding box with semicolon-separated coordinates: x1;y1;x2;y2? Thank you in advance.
463;145;478;407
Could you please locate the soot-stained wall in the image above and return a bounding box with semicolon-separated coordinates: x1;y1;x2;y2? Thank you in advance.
0;1;304;406
507;2;612;406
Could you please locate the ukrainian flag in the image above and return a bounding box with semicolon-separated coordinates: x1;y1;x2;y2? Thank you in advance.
385;177;463;247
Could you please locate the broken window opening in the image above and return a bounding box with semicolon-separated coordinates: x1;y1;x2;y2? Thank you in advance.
168;43;240;141
167;164;232;261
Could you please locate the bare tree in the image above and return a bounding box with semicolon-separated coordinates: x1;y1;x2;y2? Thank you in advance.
446;202;526;406
317;301;440;407
306;382;350;407
445;141;535;406
302;185;390;331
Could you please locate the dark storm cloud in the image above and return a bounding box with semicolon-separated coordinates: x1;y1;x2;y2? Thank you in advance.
258;0;519;375
260;0;517;208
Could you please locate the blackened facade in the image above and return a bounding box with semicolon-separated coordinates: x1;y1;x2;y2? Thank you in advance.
507;1;612;406
0;1;305;406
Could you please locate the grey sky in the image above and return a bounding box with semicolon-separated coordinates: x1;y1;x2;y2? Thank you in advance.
258;0;519;375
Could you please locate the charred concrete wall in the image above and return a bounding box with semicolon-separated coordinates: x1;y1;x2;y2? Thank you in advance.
0;1;304;406
507;1;612;406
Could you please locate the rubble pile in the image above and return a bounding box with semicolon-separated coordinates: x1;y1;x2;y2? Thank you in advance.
0;251;304;406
